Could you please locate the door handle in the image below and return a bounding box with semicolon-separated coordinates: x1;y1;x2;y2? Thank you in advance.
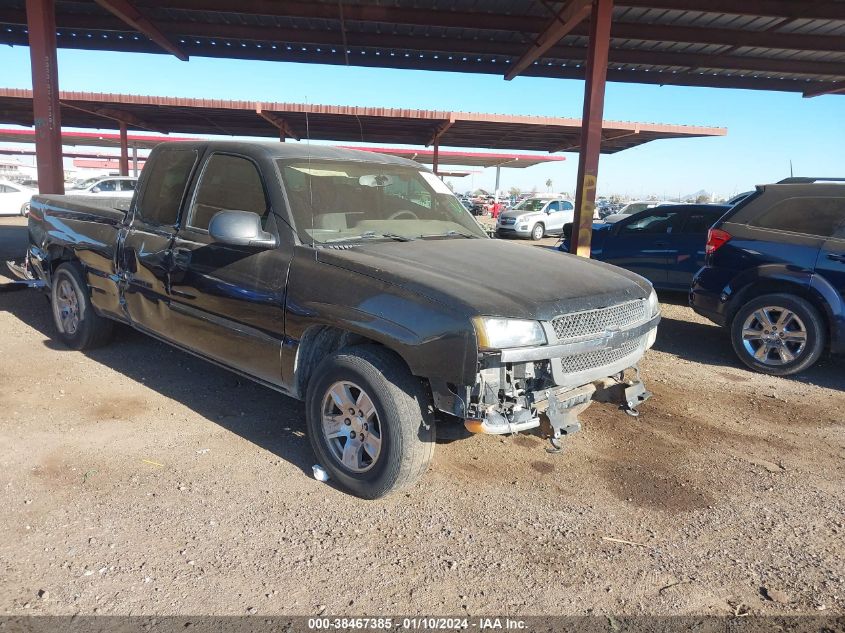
827;253;845;263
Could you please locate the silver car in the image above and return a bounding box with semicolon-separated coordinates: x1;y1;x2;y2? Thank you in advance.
495;196;574;240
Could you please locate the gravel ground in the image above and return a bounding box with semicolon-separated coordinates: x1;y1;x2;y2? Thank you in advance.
0;216;843;617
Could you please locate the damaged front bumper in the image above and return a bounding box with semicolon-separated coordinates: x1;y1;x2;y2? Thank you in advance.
447;310;660;447
464;369;652;436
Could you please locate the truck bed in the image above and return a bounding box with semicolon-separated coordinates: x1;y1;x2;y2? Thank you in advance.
28;194;127;320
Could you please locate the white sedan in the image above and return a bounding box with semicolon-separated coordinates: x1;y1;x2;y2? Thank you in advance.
0;181;36;216
68;176;138;198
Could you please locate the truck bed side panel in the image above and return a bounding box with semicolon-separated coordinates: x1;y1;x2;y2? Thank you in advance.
29;195;126;320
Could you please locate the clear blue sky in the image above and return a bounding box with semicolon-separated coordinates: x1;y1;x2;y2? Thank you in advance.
1;46;843;199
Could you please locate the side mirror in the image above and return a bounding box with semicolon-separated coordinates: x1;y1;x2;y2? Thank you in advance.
91;186;101;194
208;210;277;249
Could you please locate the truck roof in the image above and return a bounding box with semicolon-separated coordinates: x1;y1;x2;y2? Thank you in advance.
155;140;428;170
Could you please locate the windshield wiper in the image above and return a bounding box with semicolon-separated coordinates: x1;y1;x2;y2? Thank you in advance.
419;230;477;239
322;231;416;244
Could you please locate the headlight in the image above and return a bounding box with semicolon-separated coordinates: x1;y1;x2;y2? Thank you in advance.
473;317;547;350
647;287;659;317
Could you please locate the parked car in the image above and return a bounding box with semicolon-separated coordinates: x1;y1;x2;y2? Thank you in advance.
603;200;674;224
560;204;730;291
20;141;660;498
68;176;138;198
0;180;35;216
496;195;575;240
691;177;845;375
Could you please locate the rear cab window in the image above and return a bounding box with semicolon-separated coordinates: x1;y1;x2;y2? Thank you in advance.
134;148;199;226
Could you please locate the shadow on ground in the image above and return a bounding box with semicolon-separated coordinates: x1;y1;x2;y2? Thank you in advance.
1;286;315;476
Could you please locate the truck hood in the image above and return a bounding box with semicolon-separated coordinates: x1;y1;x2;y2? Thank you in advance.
316;238;651;321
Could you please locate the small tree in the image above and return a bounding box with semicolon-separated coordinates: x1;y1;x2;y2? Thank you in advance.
696;193;712;203
545;178;553;192
508;186;521;198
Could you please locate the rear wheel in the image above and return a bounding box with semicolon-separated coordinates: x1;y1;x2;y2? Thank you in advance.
305;345;435;499
530;223;545;241
730;293;824;375
51;262;113;350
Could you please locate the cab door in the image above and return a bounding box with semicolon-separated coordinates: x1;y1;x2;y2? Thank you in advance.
601;209;683;287
167;152;290;386
118;146;200;337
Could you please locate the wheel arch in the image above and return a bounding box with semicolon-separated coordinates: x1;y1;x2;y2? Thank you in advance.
293;324;430;401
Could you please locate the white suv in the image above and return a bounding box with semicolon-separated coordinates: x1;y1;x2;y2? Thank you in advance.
496;195;575;240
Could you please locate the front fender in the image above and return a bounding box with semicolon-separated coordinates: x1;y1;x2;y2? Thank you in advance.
283;249;479;390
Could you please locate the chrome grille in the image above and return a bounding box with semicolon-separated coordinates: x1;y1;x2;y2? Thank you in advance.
558;337;642;375
551;299;646;341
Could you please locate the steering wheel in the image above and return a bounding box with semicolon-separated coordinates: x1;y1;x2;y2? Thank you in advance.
387;210;419;221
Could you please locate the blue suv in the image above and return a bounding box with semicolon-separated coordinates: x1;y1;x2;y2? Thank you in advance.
690;178;845;375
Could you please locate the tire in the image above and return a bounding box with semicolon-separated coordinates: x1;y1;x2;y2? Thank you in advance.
530;223;545;241
51;262;114;350
730;293;825;376
305;345;435;499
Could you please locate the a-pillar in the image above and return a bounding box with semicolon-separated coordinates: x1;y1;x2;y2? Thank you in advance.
26;0;64;194
570;0;613;257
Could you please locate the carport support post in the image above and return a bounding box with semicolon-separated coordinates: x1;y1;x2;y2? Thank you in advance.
118;121;129;176
26;0;64;194
131;143;138;176
495;165;501;202
571;0;613;257
432;139;439;176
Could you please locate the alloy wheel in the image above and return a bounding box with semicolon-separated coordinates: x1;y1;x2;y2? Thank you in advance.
321;381;383;473
741;306;808;366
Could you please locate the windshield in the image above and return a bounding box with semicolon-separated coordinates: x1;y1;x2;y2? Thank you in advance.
513;198;549;213
278;160;488;244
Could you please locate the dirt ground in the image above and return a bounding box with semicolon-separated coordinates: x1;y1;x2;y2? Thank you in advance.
0;215;843;617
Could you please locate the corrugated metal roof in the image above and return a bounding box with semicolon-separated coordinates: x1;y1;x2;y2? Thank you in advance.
0;0;842;96
0;88;726;154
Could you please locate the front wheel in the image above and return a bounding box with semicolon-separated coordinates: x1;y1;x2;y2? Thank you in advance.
530;223;545;240
305;345;435;499
51;262;114;350
730;293;825;376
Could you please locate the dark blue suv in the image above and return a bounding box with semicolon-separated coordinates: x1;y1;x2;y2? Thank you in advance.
690;178;845;375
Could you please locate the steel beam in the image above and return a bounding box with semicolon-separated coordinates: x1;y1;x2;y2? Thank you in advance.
432;139;439;176
426;116;455;147
118;121;128;176
93;0;188;60
61;101;168;134
804;83;845;98
505;0;592;81
25;0;64;194
255;107;300;141
572;0;613;258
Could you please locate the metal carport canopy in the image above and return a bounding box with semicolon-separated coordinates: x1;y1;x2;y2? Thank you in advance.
1;1;844;96
16;0;829;254
0;89;725;154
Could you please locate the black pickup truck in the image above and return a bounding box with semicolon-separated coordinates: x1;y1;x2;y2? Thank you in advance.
20;141;660;498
